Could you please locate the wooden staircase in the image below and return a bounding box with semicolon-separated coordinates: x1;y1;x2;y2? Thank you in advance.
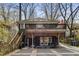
0;32;23;55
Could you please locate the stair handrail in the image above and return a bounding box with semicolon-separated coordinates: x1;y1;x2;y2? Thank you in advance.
9;32;18;45
16;32;23;44
0;32;23;55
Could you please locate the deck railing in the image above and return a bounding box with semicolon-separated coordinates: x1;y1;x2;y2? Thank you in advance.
25;24;66;29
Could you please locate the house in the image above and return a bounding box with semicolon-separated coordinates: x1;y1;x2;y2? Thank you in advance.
17;18;66;48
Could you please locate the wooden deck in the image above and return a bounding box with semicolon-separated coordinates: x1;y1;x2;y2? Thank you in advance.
25;29;66;37
26;29;66;33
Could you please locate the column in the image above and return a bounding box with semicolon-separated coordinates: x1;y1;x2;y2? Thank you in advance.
49;37;52;46
32;34;34;48
58;33;60;45
27;38;29;47
24;36;26;47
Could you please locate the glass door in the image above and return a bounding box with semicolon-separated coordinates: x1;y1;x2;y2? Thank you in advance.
40;37;49;47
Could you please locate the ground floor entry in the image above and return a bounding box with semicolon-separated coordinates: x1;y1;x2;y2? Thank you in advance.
20;35;59;48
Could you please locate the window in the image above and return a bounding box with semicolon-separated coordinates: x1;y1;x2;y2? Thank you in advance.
20;24;25;29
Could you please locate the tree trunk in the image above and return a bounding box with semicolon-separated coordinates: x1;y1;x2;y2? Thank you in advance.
19;3;21;31
70;28;73;38
24;12;26;20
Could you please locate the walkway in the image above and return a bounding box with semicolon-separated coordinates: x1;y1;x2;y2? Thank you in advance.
6;43;79;56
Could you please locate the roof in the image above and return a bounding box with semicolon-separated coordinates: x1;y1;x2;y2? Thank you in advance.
17;18;59;24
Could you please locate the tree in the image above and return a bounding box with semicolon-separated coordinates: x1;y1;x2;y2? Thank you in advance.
28;3;36;20
59;3;79;37
0;4;13;23
21;3;29;20
21;3;36;20
41;3;60;20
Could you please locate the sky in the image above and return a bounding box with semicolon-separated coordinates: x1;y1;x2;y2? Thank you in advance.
0;3;79;22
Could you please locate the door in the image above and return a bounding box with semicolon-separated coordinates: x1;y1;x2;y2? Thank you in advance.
29;38;32;47
34;36;40;47
51;36;58;47
40;37;49;47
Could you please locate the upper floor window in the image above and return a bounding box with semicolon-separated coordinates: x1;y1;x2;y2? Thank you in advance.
36;24;44;29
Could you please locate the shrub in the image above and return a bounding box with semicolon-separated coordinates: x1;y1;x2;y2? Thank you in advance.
76;34;79;40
